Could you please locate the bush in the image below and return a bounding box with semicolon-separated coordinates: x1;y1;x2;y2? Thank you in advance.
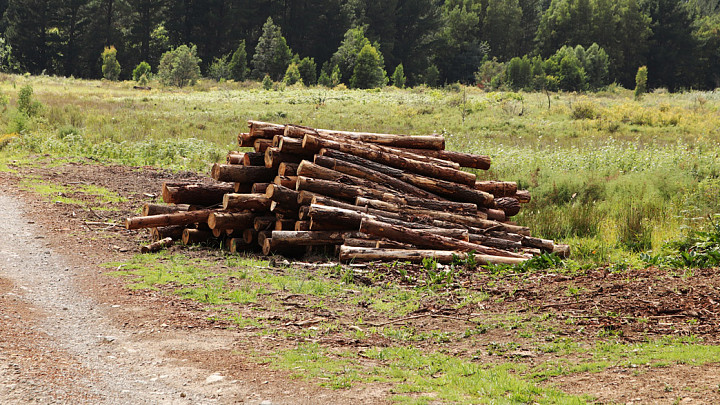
101;46;121;81
422;65;440;87
17;84;41;117
158;44;201;87
133;61;151;82
635;66;648;100
283;62;302;85
350;44;387;89
474;58;505;89
262;74;273;90
318;70;331;87
297;57;317;86
208;54;231;82
228;40;249;81
571;100;600;119
506;56;532;90
391;63;406;88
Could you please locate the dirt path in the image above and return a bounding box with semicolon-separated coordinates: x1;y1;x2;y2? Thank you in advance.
0;192;248;404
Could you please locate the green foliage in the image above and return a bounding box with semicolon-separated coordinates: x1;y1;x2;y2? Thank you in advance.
570;99;600;119
582;43;610;90
330;65;341;87
475;58;505;89
544;47;587;92
506;56;533;90
137;74;148;86
208;54;231;82
350;44;387;89
422;64;440;87
635;65;648;99
283;62;302;85
317;70;331;87
17;85;41;117
483;0;523;60
331;27;372;84
251;17;292;81
132;61;151;82
643;216;720;268
228;40;249;81
0;36;16;73
296;57;317;86
101;46;121;81
262;74;273;90
391;63;406;88
157;44;202;87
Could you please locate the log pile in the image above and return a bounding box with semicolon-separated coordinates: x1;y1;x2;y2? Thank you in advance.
126;120;569;265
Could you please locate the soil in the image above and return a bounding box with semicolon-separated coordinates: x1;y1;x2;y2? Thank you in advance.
0;156;718;404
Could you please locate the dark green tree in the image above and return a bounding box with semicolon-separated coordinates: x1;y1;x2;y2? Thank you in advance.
4;0;60;74
229;40;249;81
350;43;387;89
391;63;406;88
483;0;523;60
158;44;201;87
645;0;698;90
297;57;317;86
251;17;292;81
331;27;372;84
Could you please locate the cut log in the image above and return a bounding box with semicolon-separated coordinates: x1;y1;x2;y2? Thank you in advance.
243;228;258;244
297;190;319;205
275;219;295;231
182;229;213;245
475;181;517;197
284;124;445;150
296;176;390;202
298;206;310;220
468;234;522;251
338;246;526;265
254;138;273;153
248;120;285;138
211;164;275;183
234;183;253;193
480;208;507;222
297;161;400;196
261;238;305;256
150;225;186;241
141;237;174;254
254;216;277;231
304;135;475;185
251;183;270;194
553;244;571;258
162;182;234;206
229;238;252;254
313;155;440;200
359;218;526;258
227;152;244;165
354;197;485;222
403;149;491;170
273;175;298;189
342;238;378;248
521;236;555;252
242;152;266;166
264;147;309;168
142;203;190;217
257;230;272;247
277;136;306;154
222;193;272;211
265;184;300;211
495;197;521;217
126;210;214;230
208;211;254;230
238;132;254;147
515;190;531;204
294;221;311;231
278;162;299;176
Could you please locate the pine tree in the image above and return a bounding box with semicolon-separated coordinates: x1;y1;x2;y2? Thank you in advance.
297;57;317;86
391;63;406;88
251;17;292;81
350;44;387;89
229;40;248;81
157;44;201;87
101;46;121;80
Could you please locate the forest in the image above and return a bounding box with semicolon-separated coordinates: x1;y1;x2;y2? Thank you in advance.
1;0;720;91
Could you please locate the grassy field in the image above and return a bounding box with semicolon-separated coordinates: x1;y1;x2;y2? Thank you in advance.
1;74;719;266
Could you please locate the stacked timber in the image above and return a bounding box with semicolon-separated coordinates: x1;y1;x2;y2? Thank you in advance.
126;120;569;264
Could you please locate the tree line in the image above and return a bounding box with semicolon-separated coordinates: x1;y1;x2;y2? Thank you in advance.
2;0;719;91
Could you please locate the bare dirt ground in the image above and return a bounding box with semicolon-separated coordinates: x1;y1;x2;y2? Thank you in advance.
1;157;719;404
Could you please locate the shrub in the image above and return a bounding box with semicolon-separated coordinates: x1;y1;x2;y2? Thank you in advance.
297;57;317;86
506;56;532;90
101;46;121;81
137;73;148;87
133;61;151;82
422;64;440;87
474;58;505;89
208;54;231;82
17;84;41;116
570;100;600;119
391;63;406;88
318;70;331;87
228;40;249;81
350;44;387;89
283;62;302;85
262;74;273;90
635;66;648;100
157;44;201;87
330;65;341;87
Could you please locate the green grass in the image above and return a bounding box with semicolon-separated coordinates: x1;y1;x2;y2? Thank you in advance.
18;176;127;209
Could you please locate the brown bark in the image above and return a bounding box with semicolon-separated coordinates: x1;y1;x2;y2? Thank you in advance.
338;246;526;265
238;133;254;147
480;208;507;222
297;161;400;197
142;203;189;217
277;136;306;154
210;164;275;184
254;138;273;153
359;218;525;258
402;148;491;170
342;238;378;248
264;147;309;168
182;229;213;245
227;152;244;165
296;176;390;202
208;211;254;230
151;225;186;241
270;230;365;246
468;234;522;251
298;206;310;220
273;175;297;190
284;124;445;150
515;190;531;204
355;197;485;223
275;219;296;231
242;152;266;166
141;237;174;254
243;228;258;244
278;162;299;176
304;135;475;185
265;184;300;211
234;183;252;193
254;216;277;231
222;193;272;211
162;182;234;206
257;231;272;247
294;221;311;231
248;120;285;138
126;209;214;230
495;197;521;217
553;244;571;258
229;238;252;254
475;181;517;197
251;183;270;194
296;190;319;205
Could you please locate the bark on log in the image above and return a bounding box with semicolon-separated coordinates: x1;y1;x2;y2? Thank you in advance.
265;184;300;211
298;206;310;220
222;193;272;211
254;216;277;231
297;161;400;197
355;197;485;222
402;148;491;170
475;181;517;197
238;133;254;147
277;136;307;154
257;231;272;247
254;138;273;153
304;135;475;185
151;225;186;241
141;237;174;254
142;203;190;217
182;229;213;245
278;162;299;176
234;183;253;193
270;230;365;246
296;176;390;202
211;164;275;184
273;176;298;189
243;228;258;244
480;208;507;222
126;210;214;230
284;124;445;150
242;152;266;166
338;246;526;265
261;238;305;256
468;234;522;251
342;238;378;248
294;221;311;231
359;218;525;258
248;120;285;138
275;219;296;231
495;197;521;217
515;190;531;204
162;182;234;206
229;238;253;254
251;183;270;194
297;190;319;206
553;244;571;258
227;152;244;165
264;147;309;168
208;211;254;230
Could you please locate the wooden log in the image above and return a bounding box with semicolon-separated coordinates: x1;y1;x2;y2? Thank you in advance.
297;190;319;205
297;160;400;196
243;228;258;244
495;197;521;217
208;211;254;230
242;152;266;166
468;234;522;251
284;124;445;150
296;176;390;202
141;237;174;254
481;208;507;222
126;210;214;230
273;175;298;189
265;184;300;212
269;230;366;247
182;229;213;245
403;149;491;170
264;147;308;168
251;183;270;194
212;228;227;238
313;155;440;200
257;230;272;247
515;190;531;204
254;138;273;153
475;181;517;197
275;219;296;231
248;120;285;138
521;236;555;252
277;136;307;154
229;238;252;254
254;216;277;231
278;162;299;176
211;164;275;183
343;238;378;248
150;225;186;241
355;197;484;222
338;246;526;265
298;205;310;220
238;132;253;147
162;182;234;206
314;195;402;220
224;228;245;238
261;238;305;256
227;152;244;165
359;218;525;258
142;203;190;217
553;244;571;258
294;221;311;231
234;183;253;193
222;193;272;211
303;135;475;185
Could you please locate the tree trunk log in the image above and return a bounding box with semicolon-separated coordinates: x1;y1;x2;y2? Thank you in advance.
257;231;272;247
273;175;297;189
515;190;531;203
243;228;258;244
264;147;309;168
275;219;296;231
143;203;190;217
229;238;253;253
211;164;275;184
475;181;517;197
270;230;365;246
248;120;285;138
182;229;213;245
278;162;299;176
234;183;252;193
338;246;526;265
254;216;277;231
296;176;390;202
297;161;400;197
359;218;525;258
495;197;521;217
265;184;300;212
284;124;445;150
402;148;491;170
468;234;522;251
141;237;174;254
251;183;270;194
222;193;272;211
162;182;234;206
126;209;215;230
254;138;273;153
294;221;311;231
227;152;244;165
151;225;186;241
208;211;254;230
355;197;484;222
242;152;266;166
277;136;307;154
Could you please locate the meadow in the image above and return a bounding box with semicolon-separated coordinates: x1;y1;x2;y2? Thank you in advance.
2;74;719;266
